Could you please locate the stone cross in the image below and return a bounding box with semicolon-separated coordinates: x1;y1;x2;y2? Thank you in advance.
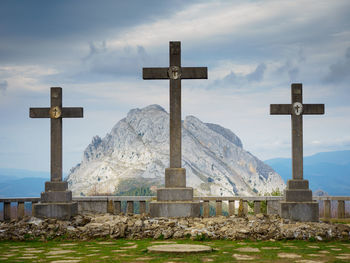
30;87;83;183
142;41;207;217
143;41;207;168
30;87;83;219
270;83;324;180
270;83;324;222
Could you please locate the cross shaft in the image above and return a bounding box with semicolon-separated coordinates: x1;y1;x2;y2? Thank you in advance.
143;41;207;168
270;83;324;180
30;87;83;182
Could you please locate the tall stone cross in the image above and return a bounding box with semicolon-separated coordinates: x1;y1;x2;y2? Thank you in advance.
270;83;324;221
143;41;207;168
30;87;83;219
143;41;207;217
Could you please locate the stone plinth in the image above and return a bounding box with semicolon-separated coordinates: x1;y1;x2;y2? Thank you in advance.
150;168;200;217
150;201;201;217
280;179;319;222
33;202;78;220
34;183;78;220
280;201;319;222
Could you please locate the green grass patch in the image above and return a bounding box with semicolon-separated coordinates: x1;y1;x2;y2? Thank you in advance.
0;239;349;262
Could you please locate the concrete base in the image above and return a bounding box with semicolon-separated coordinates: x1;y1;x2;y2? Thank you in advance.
33;202;78;220
157;187;193;201
284;189;312;202
280;201;319;222
41;191;72;203
165;168;186;187
149;201;201;217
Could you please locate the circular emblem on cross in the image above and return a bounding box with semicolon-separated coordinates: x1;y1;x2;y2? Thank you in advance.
168;66;181;80
49;106;62;119
293;102;303;116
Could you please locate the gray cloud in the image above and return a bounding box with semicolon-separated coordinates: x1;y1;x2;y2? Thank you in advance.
247;63;267;82
0;80;7;94
214;63;267;89
324;47;350;83
276;60;300;82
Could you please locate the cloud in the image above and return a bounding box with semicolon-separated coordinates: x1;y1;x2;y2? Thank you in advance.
324;47;350;83
213;62;267;89
0;80;7;94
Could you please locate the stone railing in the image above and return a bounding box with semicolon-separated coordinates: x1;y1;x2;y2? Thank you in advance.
0;196;349;221
0;197;40;221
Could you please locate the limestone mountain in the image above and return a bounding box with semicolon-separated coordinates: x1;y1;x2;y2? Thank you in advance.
67;105;285;196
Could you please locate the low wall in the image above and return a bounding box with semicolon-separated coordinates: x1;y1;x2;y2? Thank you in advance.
1;196;349;221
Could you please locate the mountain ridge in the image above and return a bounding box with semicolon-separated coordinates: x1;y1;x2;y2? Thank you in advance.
67;104;285;196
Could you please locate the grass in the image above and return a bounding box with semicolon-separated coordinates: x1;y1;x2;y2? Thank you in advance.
0;238;349;262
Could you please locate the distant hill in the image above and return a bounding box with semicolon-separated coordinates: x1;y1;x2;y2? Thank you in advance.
265;150;350;196
0;168;50;197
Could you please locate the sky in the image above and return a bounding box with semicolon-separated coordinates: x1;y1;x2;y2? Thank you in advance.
0;0;350;174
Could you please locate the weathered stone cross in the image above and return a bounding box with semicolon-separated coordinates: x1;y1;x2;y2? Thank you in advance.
143;41;207;217
270;83;324;221
143;41;207;168
30;87;83;219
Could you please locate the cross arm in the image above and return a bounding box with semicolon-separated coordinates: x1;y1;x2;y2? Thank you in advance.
181;67;208;79
270;104;291;115
303;104;325;115
62;107;84;118
30;107;50;118
143;68;169;79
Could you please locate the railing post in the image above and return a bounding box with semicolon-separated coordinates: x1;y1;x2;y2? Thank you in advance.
243;200;248;215
238;199;244;217
31;201;38;217
337;200;345;219
127;201;134;215
114;201;121;215
139;201;146;215
215;200;222;216
107;200;114;214
228;200;235;216
17;202;25;220
203;200;210;218
254;201;261;215
4;202;11;221
267;200;280;215
323;200;331;218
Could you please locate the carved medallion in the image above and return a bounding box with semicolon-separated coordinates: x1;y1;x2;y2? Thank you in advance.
49;106;62;119
293;102;303;116
168;66;181;80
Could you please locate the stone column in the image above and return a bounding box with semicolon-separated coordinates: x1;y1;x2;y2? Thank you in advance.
254;201;261;215
228;200;235;216
114;201;121;215
215;200;222;216
127;201;134;215
17;202;25;220
337;200;345;219
4;202;11;221
139;201;146;215
323;200;331;218
203;201;210;218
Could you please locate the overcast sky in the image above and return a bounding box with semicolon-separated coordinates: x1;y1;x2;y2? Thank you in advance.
1;0;350;173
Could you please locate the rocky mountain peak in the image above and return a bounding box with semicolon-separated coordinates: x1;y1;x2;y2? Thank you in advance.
67;105;285;196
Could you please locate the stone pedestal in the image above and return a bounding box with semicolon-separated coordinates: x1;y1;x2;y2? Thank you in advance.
280;179;319;222
149;168;201;217
34;181;77;220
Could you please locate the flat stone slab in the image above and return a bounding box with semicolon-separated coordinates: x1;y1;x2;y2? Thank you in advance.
236;247;260;252
148;244;212;253
232;254;255;260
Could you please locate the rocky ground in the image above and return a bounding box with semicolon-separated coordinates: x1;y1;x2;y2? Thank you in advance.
0;213;349;241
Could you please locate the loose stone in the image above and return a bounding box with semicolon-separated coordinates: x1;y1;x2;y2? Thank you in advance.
277;253;302;259
232;254;255;260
